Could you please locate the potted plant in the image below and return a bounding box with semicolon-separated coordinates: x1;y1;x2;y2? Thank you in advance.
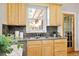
0;35;13;56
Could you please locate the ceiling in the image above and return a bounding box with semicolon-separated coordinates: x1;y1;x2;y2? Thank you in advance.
62;3;79;13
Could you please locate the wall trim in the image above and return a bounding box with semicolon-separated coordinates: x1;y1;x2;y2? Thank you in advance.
75;48;79;51
62;11;76;14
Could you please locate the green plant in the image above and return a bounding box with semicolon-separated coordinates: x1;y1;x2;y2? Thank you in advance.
0;35;13;56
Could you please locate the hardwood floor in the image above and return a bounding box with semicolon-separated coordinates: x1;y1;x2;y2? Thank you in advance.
67;51;79;56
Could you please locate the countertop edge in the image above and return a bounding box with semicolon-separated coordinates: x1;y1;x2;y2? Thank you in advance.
18;37;67;42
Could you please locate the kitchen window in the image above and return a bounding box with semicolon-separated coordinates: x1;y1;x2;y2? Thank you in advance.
26;5;48;33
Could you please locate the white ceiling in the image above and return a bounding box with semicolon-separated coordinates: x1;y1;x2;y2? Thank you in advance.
62;3;79;13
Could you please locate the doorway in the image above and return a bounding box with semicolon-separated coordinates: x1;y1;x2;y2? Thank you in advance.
63;14;75;52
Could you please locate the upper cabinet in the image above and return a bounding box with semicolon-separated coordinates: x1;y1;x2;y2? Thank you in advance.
6;3;62;26
18;4;27;25
7;4;27;25
7;4;18;25
49;4;62;26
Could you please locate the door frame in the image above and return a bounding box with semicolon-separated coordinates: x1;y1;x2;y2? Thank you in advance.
62;11;76;52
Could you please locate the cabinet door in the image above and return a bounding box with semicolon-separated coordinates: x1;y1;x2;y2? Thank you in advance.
7;4;19;25
42;40;54;56
27;46;42;56
42;46;52;56
18;4;26;25
27;41;42;56
56;4;62;26
49;4;62;26
49;4;57;26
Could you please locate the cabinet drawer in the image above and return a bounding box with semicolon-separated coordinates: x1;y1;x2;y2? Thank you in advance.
54;40;67;50
27;41;41;46
54;43;67;47
54;39;67;43
54;51;67;56
55;47;67;51
42;40;53;46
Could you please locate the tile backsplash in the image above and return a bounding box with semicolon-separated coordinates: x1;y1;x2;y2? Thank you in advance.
25;33;46;38
47;26;58;37
8;26;26;34
2;25;58;38
25;26;58;38
2;24;26;35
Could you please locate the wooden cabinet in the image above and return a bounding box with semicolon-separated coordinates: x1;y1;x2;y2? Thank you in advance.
27;46;42;56
7;4;62;26
7;4;26;25
27;41;42;56
7;4;19;25
49;4;62;26
56;5;62;26
49;4;57;26
18;4;27;25
26;39;67;56
54;39;67;56
42;40;54;56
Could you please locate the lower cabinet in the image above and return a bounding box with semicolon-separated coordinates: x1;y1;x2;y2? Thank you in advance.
54;39;67;56
27;41;42;56
26;39;67;56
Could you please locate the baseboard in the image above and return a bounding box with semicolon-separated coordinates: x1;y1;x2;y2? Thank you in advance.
75;48;79;51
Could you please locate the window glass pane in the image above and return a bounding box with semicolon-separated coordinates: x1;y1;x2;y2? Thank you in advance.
28;8;36;19
26;6;47;33
64;15;73;47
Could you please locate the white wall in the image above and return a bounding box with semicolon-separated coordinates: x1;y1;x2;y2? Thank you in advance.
76;13;79;51
62;4;79;51
0;4;7;34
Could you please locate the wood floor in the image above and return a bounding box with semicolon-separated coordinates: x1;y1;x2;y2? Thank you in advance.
67;51;79;56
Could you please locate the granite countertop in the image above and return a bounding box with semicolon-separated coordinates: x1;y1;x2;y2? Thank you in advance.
17;37;67;42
